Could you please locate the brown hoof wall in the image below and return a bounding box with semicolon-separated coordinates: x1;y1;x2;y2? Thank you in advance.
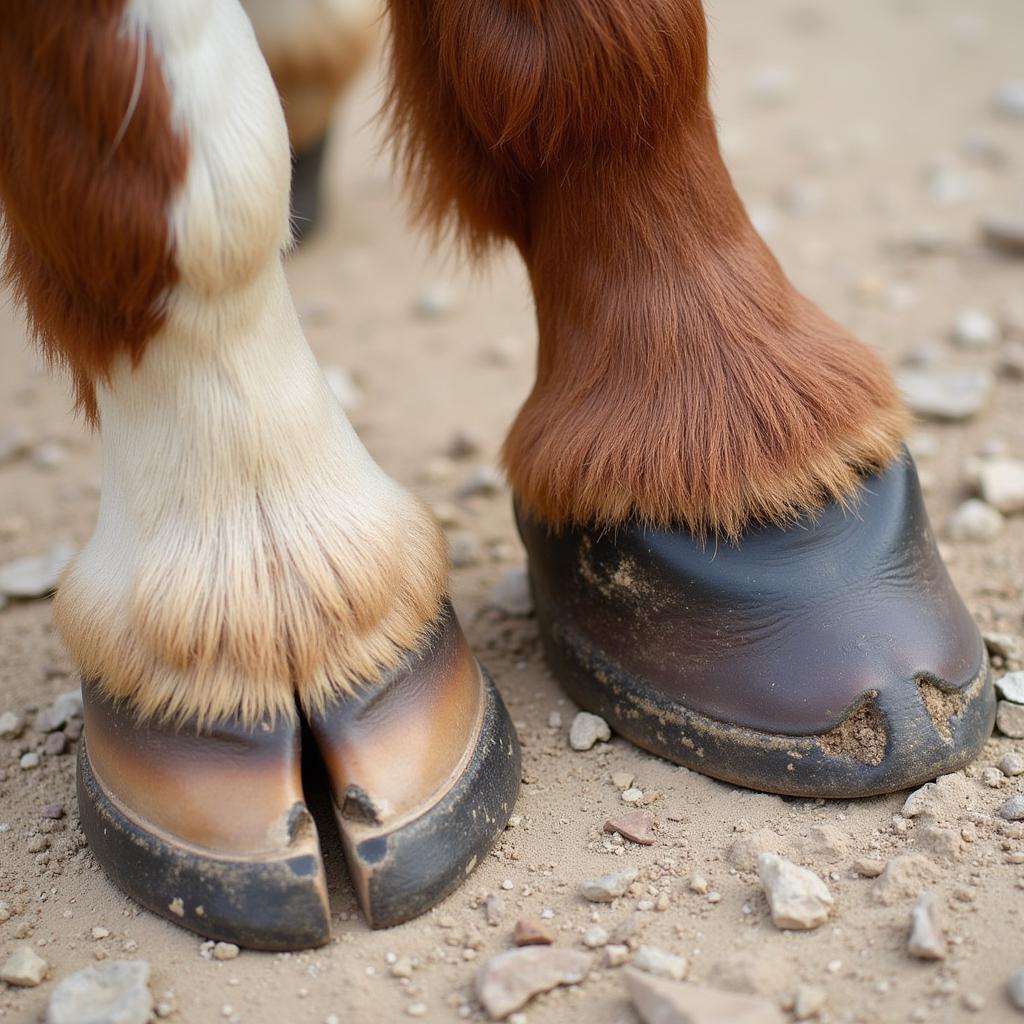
77;687;330;950
308;604;521;927
518;451;994;798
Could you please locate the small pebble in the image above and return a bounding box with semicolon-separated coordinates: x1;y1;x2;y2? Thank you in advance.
580;866;638;903
488;569;533;617
20;752;40;770
947;499;1003;542
997;701;1024;739
908;892;946;960
569;712;611;752
632;945;688;982
0;710;25;739
997;672;1024;704
513;918;554;947
758;853;833;930
213;942;239;961
1007;969;1024;1011
0;946;48;987
999;752;1024;777
897;368;993;421
581;926;608;949
981;766;1005;788
999;795;1024;821
604;811;656;846
951;309;999;348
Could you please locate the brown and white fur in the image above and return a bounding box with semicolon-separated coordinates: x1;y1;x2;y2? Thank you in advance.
0;0;445;726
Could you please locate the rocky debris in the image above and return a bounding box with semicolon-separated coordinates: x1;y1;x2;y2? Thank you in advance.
569;711;611;752
212;942;238;961
1008;969;1024;1012
46;960;152;1024
792;985;827;1021
633;945;688;982
901;773;973;822
994;81;1024;119
40;803;65;820
44;732;68;756
36;690;84;733
982;215;1024;256
854;857;886;878
611;770;634;790
626;970;786;1024
874;854;940;904
801;824;851;862
728;829;781;872
604;811;656;846
0;709;25;739
413;283;457;319
896;368;992;421
757;854;833;930
484;894;505;926
948;499;1003;541
487;569;533;617
1;945;49;986
0;542;75;599
688;872;709;894
580;865;638;903
981;766;1006;788
907;893;946;960
986;632;1024;667
621;787;644;805
20;752;40;770
581;926;609;949
1000;752;1024;777
997;672;1024;703
512;918;554;947
951;308;999;347
604;945;630;967
474;947;592;1020
997;702;1024;738
999;795;1024;821
457;465;505;499
980;459;1024;514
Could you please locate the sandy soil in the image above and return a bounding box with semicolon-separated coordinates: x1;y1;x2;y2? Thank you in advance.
3;1;1024;1021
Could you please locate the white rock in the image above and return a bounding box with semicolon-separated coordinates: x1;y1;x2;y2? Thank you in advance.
626;970;786;1024
1;945;49;987
474;947;591;1020
994;81;1024;119
413;283;457;319
997;702;1024;738
999;795;1024;821
580;865;638;902
47;961;152;1024
634;946;688;982
997;673;1024;704
488;568;533;617
0;710;25;739
980;459;1024;514
908;893;946;960
793;985;827;1020
604;944;630;968
212;942;239;961
999;752;1024;777
897;368;992;421
20;752;40;770
36;690;84;733
1008;969;1024;1011
757;854;833;930
581;926;608;949
0;542;75;599
947;499;1003;542
951;309;999;348
569;711;611;752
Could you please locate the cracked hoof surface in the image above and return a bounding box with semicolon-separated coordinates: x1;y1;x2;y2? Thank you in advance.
518;450;994;797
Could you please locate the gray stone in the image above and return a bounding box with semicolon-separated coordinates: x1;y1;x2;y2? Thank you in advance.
474;947;591;1020
1007;969;1024;1011
569;711;611;752
997;702;1024;739
1;946;49;987
46;961;152;1024
952;309;999;348
1000;752;1024;777
413;283;457;319
997;673;1024;704
980;460;1024;514
20;752;40;770
581;926;609;949
580;865;638;902
757;854;833;930
999;795;1024;821
626;970;786;1024
36;690;84;733
994;81;1024;119
0;543;75;599
948;499;1003;542
0;710;25;739
633;945;688;981
981;215;1024;257
985;632;1024;666
488;568;533;617
897;368;992;421
457;465;505;499
908;893;946;960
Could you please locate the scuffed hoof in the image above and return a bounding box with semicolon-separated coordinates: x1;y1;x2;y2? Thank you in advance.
518;450;995;798
307;603;522;928
77;690;331;950
290;132;329;245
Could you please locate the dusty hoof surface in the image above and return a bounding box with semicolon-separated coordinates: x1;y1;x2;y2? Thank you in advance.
307;603;521;928
77;604;521;947
519;450;995;797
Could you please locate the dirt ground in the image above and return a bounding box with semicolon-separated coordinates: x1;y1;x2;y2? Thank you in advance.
3;0;1024;1021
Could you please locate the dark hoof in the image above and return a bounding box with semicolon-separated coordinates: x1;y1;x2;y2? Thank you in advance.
77;690;331;950
518;450;994;798
307;603;521;927
290;132;329;245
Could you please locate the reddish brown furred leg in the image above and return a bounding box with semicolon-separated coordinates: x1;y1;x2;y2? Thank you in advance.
384;0;906;538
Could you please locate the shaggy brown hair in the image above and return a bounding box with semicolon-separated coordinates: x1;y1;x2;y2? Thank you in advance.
385;0;906;537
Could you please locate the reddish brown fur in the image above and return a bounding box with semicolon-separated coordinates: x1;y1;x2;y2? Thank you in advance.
386;0;907;537
0;1;188;422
